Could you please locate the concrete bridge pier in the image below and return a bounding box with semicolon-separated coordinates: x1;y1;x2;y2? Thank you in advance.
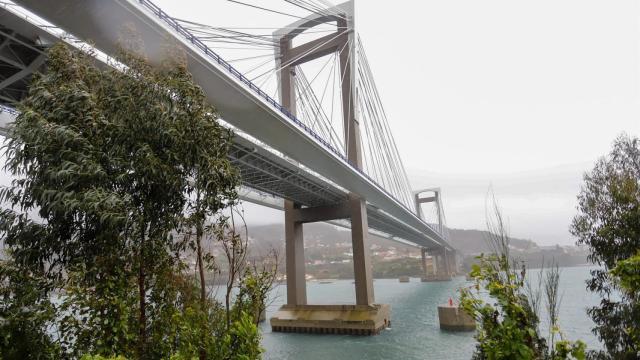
283;196;375;306
421;247;454;282
272;196;390;335
440;248;458;278
446;249;459;276
420;247;436;279
284;200;307;306
414;188;456;281
270;1;389;335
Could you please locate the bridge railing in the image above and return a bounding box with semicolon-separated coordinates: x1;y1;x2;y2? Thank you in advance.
0;104;19;115
135;0;443;238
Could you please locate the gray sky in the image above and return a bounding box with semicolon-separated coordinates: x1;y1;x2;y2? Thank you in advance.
157;0;639;245
360;0;639;245
3;0;638;246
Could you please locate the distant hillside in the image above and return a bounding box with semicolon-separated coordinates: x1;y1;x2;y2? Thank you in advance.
448;228;537;255
246;223;588;272
248;222;538;255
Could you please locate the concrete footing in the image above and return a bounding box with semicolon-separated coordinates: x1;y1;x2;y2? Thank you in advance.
270;304;391;335
438;305;475;331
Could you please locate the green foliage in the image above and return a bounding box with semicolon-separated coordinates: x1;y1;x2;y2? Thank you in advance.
172;311;262;360
554;340;587;360
608;252;640;352
0;260;61;359
162;299;262;360
461;201;585;360
571;134;640;359
79;355;127;360
234;256;278;325
0;41;268;360
60;265;138;357
611;252;640;296
463;258;544;359
225;312;263;360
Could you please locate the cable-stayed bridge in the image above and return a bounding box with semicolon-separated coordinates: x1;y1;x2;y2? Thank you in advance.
0;0;459;334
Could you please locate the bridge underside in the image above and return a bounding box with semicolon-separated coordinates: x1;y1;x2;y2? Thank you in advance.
230;136;441;245
0;6;48;105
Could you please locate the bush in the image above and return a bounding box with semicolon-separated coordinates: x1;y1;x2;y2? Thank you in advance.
461;200;585;359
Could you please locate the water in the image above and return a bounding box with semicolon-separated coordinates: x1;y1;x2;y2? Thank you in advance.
260;266;601;360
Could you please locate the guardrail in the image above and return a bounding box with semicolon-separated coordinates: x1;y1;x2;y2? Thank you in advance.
0;104;18;115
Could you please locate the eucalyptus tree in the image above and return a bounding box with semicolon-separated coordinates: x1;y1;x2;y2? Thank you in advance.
163;44;240;360
0;42;240;359
571;134;640;359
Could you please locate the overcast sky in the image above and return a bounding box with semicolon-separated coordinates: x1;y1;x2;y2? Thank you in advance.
3;0;637;246
147;0;640;246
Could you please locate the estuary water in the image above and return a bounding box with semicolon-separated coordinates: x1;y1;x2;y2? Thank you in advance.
260;266;602;360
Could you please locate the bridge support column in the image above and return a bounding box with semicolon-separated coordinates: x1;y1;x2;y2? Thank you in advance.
421;248;428;275
422;248;452;282
285;200;307;305
419;248;432;282
273;198;388;335
442;249;450;276
282;198;374;305
419;248;432;276
446;250;457;276
349;194;374;305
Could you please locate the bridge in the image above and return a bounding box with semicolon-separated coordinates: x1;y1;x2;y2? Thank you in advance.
0;0;459;334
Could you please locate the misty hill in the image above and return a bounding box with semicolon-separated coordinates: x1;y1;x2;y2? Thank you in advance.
247;222;538;255
448;228;537;255
246;222;588;274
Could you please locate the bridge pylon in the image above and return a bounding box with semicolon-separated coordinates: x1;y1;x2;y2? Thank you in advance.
269;0;389;335
415;188;457;281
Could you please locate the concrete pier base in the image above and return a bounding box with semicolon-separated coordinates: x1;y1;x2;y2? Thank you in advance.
438;305;475;331
270;304;391;335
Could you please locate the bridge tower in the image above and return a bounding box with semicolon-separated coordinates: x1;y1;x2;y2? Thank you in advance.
414;188;457;280
270;1;389;335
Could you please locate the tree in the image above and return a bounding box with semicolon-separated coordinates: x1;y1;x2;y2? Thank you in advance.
571;134;640;359
609;252;640;351
0;257;61;359
0;41;248;359
219;208;249;329
234;249;279;325
461;199;586;360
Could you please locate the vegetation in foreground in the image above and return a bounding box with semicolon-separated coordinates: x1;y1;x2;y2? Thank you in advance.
571;134;640;359
463;134;640;360
461;199;586;360
0;43;276;359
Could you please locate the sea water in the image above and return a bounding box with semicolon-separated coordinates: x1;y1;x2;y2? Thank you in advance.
260;266;602;360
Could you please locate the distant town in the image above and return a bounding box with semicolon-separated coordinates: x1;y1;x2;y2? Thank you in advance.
194;222;590;283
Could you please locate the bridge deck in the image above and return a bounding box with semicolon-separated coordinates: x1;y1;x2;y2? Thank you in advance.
3;0;454;250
